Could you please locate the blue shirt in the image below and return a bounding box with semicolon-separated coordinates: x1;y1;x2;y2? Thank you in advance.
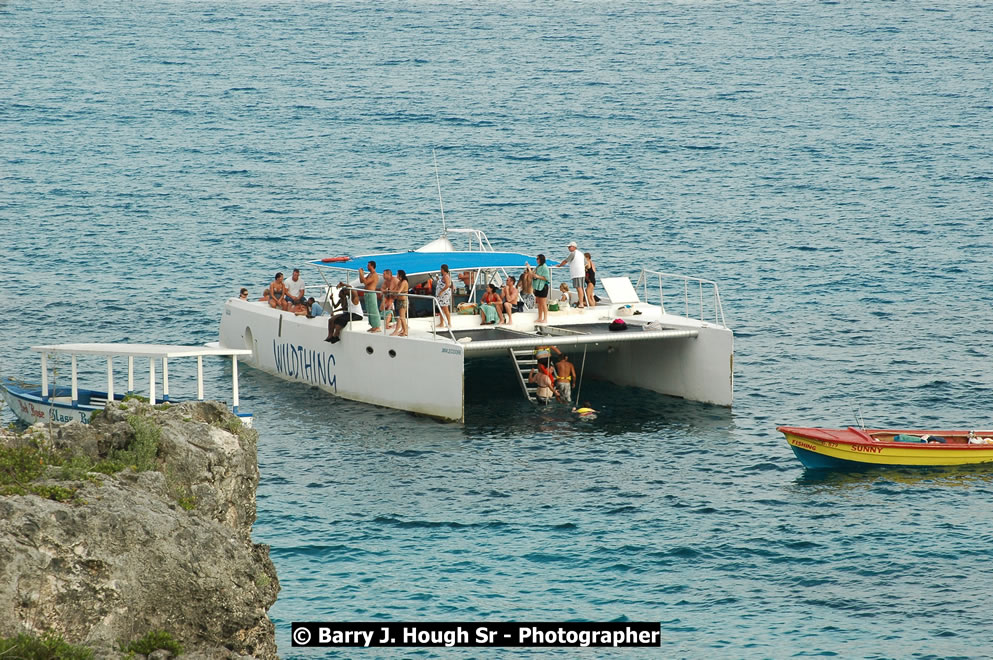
534;264;551;292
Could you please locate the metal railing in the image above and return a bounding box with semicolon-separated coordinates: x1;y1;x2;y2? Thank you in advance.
635;269;727;327
338;287;457;341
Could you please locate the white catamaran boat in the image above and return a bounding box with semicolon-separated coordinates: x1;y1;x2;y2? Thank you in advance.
1;344;253;427
218;228;733;423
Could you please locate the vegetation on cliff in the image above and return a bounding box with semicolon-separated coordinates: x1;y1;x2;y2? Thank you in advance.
0;400;278;659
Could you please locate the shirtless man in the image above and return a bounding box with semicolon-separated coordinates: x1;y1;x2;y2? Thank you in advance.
501;275;519;324
555;354;577;403
457;270;475;291
380;269;398;331
358;261;381;332
285;268;306;306
518;264;535;311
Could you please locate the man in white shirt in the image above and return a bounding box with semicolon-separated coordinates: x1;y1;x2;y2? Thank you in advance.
286;268;306;306
557;241;588;308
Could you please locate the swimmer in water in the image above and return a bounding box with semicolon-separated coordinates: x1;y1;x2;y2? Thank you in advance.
573;401;598;419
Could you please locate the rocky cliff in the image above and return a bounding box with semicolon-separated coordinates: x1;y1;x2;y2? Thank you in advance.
0;400;279;659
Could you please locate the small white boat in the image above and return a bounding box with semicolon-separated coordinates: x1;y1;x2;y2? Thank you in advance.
1;343;253;427
218;228;733;422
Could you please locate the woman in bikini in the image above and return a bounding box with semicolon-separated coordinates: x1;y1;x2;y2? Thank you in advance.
269;272;289;310
479;283;503;325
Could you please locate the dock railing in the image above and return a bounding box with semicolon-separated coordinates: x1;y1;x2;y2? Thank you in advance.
635;269;727;328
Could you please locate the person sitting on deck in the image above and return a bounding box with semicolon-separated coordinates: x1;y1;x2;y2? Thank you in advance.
557;240;588;308
501;275;518;324
479;284;503;325
291;298;310;316
412;277;432;296
239;288;249;300
269;272;289;310
285;268;306;306
307;297;325;318
325;283;363;343
258;288;271;304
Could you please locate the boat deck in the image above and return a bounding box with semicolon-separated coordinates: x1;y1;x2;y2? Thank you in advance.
453;320;701;357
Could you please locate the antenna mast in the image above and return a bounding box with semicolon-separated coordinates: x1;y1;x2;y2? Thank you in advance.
433;148;447;236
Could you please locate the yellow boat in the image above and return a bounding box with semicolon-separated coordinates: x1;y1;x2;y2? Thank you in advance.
777;426;993;469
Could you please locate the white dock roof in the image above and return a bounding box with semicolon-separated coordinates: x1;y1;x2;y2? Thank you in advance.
31;343;252;358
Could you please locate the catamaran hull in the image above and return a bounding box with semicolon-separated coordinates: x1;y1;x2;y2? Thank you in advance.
219;300;466;422
583;320;733;407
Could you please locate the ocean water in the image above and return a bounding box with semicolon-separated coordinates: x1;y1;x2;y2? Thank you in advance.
3;0;993;656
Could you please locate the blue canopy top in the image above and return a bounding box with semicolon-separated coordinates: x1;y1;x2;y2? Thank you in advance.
309;251;537;276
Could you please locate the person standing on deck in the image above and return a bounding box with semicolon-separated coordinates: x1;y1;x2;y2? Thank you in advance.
436;264;453;329
390;270;410;337
358;261;381;333
518;264;535;311
533;255;551;324
584;252;597;307
380;269;398;331
557;241;588;308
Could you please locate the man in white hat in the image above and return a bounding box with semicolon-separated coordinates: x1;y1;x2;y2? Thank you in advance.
557;240;588;308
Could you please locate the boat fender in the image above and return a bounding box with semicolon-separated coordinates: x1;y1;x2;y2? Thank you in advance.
322;256;350;263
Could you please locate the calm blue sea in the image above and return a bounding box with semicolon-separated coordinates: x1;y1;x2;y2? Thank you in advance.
4;1;993;657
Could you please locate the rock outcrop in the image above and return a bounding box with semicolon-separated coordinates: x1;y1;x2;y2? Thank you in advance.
0;400;279;659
